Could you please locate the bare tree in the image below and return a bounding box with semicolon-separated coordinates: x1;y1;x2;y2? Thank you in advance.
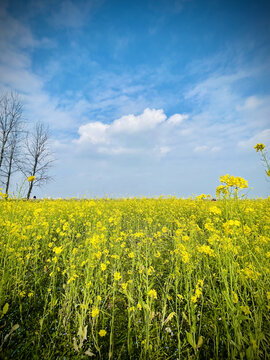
0;92;23;168
21;122;53;199
0;130;22;195
0;92;24;195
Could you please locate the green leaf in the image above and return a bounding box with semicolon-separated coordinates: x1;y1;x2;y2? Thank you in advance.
246;346;253;360
3;324;19;344
186;331;196;349
10;324;19;332
2;303;9;315
73;337;79;352
163;312;176;326
197;335;203;349
85;348;95;356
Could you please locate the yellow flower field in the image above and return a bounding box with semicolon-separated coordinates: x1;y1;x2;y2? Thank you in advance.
0;194;269;359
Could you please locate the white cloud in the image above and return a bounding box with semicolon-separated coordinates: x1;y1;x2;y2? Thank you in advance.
111;108;167;133
194;145;221;153
97;146;138;155
237;96;263;111
159;146;171;155
167;113;188;125
75;108;187;154
77;122;109;144
211;146;221;153
194;145;208;153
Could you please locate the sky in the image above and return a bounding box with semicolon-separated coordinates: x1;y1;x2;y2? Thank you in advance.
0;0;270;198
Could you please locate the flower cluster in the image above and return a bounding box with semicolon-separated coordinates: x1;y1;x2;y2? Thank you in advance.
219;174;248;189
191;279;204;303
254;143;265;152
216;174;248;198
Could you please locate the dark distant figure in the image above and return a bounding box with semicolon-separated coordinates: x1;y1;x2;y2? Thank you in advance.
211;198;216;201
33;196;36;200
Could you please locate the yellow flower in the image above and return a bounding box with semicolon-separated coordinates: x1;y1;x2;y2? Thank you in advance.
254;143;265;152
100;263;107;271
27;175;35;182
232;291;238;304
128;252;135;258
53;246;63;255
191;280;203;303
67;276;75;284
91;306;99;318
99;329;106;337
121;282;128;291
197;245;215;257
240;305;251;315
114;272;121;281
94;251;102;260
267;169;270;177
148;289;157;299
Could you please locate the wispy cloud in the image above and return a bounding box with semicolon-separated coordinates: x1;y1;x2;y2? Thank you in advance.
49;0;99;28
238;129;270;149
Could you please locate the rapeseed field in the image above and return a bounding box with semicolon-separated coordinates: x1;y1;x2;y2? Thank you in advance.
0;172;269;358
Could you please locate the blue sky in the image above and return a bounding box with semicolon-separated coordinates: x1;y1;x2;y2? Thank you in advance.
0;0;270;198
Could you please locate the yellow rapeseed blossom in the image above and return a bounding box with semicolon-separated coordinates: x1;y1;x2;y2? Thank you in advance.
91;307;99;318
191;280;203;303
254;143;265;152
209;206;221;215
114;272;121;281
27;175;36;182
197;245;215;257
0;186;269;358
53;246;63;255
100;263;107;271
99;329;107;337
148;289;157;299
240;305;251;315
232;291;239;304
121;282;128;291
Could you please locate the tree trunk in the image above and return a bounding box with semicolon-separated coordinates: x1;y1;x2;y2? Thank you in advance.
0;142;5;169
27;181;33;200
5;156;13;196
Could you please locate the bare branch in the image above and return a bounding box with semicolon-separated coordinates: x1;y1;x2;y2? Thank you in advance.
22;122;54;199
0;91;24;196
